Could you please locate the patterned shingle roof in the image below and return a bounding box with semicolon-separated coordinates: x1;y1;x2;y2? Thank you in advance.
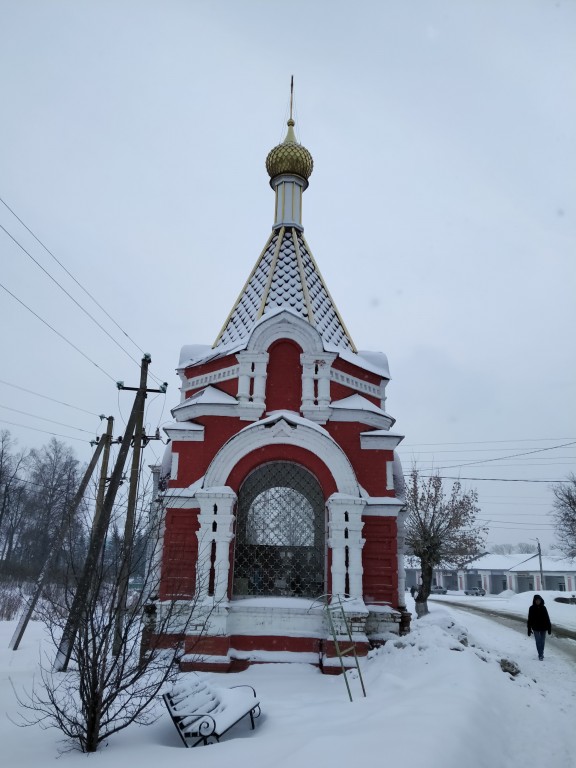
213;226;355;351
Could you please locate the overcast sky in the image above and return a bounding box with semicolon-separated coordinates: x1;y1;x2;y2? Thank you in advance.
1;0;574;549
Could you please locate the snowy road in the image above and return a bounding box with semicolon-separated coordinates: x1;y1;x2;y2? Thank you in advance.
432;598;576;663
423;603;576;768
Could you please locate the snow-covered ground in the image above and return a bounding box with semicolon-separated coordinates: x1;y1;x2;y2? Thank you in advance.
2;591;575;767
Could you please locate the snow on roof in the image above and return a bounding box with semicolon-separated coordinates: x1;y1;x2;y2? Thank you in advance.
464;554;533;571
173;385;237;409
162;475;205;499
508;555;576;572
177;341;246;371
393;451;406;500
178;343;213;367
331;393;388;416
162;420;204;432
160;442;172;478
239;409;332;438
404;552;576;574
349;349;390;378
177;319;391;382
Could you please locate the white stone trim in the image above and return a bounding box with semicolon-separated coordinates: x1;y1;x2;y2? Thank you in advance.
247;310;324;355
194;488;237;602
236;351;269;415
163;423;205;442
327;495;366;599
170;452;179;482
227;601;325;638
204;414;360;496
386;461;394;490
330;368;381;398
171;399;238;420
329;407;394;430
182;365;240;393
361;501;405;516
272;175;306;229
360;431;404;450
396;507;408;608
301;352;337;421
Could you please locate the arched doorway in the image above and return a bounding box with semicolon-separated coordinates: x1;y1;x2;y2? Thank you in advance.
233;461;325;598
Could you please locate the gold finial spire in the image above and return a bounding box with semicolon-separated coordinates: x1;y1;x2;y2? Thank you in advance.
265;77;313;182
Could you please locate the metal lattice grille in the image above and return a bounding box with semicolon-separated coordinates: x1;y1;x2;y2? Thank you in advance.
233;462;325;598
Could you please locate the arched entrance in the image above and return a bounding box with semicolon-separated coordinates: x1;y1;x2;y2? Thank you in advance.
233;461;325;598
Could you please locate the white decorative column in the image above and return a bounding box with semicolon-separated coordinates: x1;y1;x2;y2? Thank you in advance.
236;352;269;419
396;506;408;609
327;495;366;599
330;546;347;597
347;541;365;598
252;352;268;408
146;464;164;599
194;487;237;603
300;352;336;422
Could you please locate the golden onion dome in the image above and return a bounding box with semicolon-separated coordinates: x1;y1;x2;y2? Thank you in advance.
266;119;313;182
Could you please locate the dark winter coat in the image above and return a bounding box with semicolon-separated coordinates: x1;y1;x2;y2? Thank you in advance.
527;595;552;634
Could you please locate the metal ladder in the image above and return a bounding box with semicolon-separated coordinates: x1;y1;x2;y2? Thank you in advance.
324;595;367;702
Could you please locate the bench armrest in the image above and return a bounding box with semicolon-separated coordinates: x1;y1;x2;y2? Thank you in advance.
228;684;257;698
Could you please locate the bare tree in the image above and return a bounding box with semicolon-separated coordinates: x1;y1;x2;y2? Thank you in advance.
405;469;487;616
14;490;212;753
0;430;28;574
490;542;539;555
552;474;576;558
489;543;515;555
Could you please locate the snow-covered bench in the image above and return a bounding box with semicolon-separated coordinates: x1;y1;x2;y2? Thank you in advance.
163;677;261;747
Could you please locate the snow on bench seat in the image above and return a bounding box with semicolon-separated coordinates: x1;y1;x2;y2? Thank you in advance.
163;677;261;747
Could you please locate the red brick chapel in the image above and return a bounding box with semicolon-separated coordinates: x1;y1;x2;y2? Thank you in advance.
150;104;410;673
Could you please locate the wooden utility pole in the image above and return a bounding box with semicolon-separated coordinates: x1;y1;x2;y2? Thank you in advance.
536;538;544;591
9;434;106;650
54;356;150;671
91;415;115;541
112;359;148;656
53;355;166;671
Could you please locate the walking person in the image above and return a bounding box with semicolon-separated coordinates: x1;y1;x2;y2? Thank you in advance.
527;594;552;660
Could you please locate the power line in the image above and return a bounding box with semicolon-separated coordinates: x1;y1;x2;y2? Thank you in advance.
399;448;576;455
0;222;143;370
401;437;576;447
0;378;100;417
426;441;576;471
0;404;95;434
484;524;555;531
0;280;117;383
482;502;551;506
0;196;166;387
417;463;576;470
478;517;552;526
415;475;568;483
0;195;145;355
4;472;151;516
0;418;92;443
